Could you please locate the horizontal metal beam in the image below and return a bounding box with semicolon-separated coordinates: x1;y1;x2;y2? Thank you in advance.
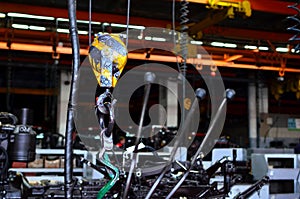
0;41;88;54
0;87;58;95
2;41;299;73
250;0;296;15
128;52;300;73
0;39;294;59
0;26;295;53
202;26;293;43
203;46;300;59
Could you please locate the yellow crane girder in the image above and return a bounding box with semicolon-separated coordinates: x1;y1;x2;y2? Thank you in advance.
189;0;252;17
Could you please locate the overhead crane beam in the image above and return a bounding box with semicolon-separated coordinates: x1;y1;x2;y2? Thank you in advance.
184;0;252;17
185;0;252;39
189;8;230;37
207;0;251;17
188;0;296;15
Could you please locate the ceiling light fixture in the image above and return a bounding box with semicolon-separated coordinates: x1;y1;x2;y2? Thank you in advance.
224;43;237;48
190;40;203;45
57;17;101;25
258;46;269;51
111;23;145;30
12;24;29;30
211;42;224;47
0;13;5;18
57;28;70;34
276;47;289;53
78;30;88;35
7;12;54;20
57;28;88;35
211;42;237;48
244;45;257;50
29;25;46;31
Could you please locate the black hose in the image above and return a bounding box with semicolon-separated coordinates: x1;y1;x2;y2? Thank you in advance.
0;146;9;181
65;0;81;198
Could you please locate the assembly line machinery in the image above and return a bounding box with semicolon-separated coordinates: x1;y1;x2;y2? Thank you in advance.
2;0;300;198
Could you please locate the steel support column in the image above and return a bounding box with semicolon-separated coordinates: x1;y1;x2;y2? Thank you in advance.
248;82;257;148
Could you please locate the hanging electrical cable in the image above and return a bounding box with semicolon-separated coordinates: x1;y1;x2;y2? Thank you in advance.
287;0;300;53
89;0;92;45
126;0;131;48
65;0;81;198
172;0;176;44
97;153;119;199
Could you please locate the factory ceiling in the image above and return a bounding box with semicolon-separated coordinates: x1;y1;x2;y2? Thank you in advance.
0;0;300;70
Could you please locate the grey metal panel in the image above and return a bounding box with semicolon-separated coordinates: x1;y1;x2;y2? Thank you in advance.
251;154;269;181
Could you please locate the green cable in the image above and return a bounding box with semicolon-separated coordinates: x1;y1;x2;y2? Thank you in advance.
97;153;119;199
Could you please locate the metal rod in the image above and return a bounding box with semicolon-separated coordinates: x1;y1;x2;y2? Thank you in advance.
233;176;269;199
166;89;235;199
79;156;110;178
123;72;155;199
145;88;206;199
65;0;80;198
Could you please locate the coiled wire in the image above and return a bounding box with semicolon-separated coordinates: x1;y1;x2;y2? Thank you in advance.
179;0;189;73
179;0;189;144
287;0;300;53
180;0;189;32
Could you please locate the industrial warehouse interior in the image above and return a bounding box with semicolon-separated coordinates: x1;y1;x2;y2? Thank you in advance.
1;0;300;198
